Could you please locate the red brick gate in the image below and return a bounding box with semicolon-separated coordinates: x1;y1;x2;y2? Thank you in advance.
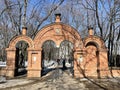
5;14;111;78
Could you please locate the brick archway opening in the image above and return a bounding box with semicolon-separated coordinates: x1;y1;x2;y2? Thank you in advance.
6;36;34;77
41;40;74;77
41;40;57;76
15;41;29;77
59;40;74;74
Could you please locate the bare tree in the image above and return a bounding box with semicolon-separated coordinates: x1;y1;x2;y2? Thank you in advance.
0;0;64;61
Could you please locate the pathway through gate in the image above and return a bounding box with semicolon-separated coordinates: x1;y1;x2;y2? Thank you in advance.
1;70;120;90
41;40;74;76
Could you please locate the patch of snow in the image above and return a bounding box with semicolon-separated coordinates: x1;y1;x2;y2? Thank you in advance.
0;76;6;83
0;61;6;67
43;60;58;69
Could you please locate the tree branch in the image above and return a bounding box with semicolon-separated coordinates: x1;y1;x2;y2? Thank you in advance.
31;0;64;37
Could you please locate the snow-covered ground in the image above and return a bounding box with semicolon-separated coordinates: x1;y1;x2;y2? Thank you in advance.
43;60;58;69
0;76;6;83
43;59;73;69
0;61;6;67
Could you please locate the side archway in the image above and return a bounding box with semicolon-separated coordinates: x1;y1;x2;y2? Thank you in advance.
9;35;34;48
6;35;34;77
84;41;100;77
83;36;109;78
84;36;106;49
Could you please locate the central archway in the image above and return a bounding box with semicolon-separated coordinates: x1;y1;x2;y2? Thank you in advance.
41;40;74;76
41;40;58;76
33;23;83;77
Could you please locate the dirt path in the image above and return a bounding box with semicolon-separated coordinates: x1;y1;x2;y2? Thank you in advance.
0;70;87;90
0;69;120;90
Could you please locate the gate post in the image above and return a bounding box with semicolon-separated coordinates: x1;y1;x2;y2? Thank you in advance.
6;48;16;77
74;48;86;78
27;48;42;78
99;48;110;77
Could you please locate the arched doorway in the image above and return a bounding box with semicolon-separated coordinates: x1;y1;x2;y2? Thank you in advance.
15;41;29;76
41;40;58;76
41;40;74;76
59;40;74;74
33;23;84;78
6;35;34;77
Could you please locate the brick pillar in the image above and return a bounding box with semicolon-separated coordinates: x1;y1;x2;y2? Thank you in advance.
99;49;110;77
6;48;16;77
74;48;86;78
27;48;42;78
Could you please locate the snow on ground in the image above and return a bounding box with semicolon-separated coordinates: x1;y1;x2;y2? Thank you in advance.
0;71;120;90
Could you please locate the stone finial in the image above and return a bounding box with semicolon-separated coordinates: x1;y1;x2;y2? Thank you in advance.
22;27;27;35
55;13;61;22
88;26;94;36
